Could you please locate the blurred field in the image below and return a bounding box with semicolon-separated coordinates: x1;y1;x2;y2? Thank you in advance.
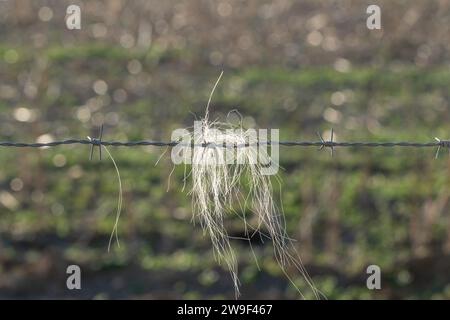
1;0;450;299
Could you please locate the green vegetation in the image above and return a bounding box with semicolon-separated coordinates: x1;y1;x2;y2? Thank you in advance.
1;1;450;299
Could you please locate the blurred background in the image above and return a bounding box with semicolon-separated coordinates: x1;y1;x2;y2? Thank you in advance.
1;0;450;299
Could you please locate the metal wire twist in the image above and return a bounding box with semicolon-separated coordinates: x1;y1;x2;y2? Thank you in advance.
1;127;449;158
0;138;445;149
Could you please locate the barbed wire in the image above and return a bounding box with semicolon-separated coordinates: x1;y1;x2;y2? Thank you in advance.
0;139;443;148
0;126;449;158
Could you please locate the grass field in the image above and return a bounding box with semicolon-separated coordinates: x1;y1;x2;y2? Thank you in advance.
1;1;450;299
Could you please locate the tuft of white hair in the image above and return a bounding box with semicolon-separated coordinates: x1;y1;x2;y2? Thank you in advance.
182;72;321;298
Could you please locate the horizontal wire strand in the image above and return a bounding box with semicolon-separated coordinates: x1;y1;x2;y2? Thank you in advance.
0;139;443;148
